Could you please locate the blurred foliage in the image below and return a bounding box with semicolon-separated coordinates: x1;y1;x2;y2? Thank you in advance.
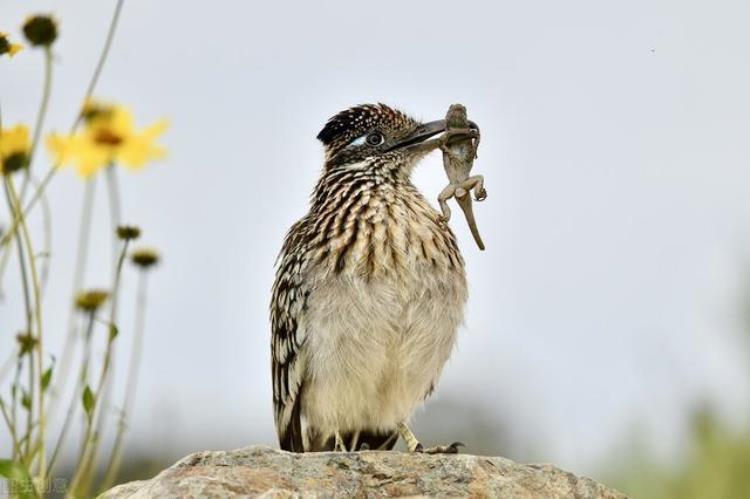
610;409;750;499
609;279;750;499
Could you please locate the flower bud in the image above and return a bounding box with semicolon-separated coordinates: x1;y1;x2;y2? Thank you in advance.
23;15;58;47
131;248;160;269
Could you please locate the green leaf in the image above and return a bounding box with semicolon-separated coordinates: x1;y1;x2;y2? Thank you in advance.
109;323;119;341
0;459;38;499
41;366;53;391
82;385;95;417
21;390;31;411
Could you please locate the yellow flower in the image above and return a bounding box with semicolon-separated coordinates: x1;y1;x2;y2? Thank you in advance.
47;100;168;178
0;125;31;175
0;32;23;57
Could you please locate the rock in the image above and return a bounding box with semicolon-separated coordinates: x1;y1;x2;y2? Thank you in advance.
100;445;626;498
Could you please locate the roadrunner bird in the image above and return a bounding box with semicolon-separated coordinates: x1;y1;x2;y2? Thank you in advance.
271;103;474;453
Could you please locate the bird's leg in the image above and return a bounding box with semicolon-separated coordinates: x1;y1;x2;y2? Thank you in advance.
350;431;361;451
397;422;465;454
334;431;346;452
397;422;422;452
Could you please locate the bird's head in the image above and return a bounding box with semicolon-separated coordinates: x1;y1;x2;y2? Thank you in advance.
316;103;472;174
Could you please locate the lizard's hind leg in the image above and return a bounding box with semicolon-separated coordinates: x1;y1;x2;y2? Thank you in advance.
461;175;486;201
437;185;456;222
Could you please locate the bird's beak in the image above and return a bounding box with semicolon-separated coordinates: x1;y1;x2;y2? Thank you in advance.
386;119;479;153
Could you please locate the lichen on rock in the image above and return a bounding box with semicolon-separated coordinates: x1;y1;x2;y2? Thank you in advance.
100;445;626;498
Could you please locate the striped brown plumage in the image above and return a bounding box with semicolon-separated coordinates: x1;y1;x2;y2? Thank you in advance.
270;104;467;452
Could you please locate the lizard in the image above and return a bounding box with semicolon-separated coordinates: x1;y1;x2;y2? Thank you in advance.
437;103;487;250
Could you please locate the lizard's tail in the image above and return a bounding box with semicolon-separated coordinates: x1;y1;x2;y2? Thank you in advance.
457;195;485;251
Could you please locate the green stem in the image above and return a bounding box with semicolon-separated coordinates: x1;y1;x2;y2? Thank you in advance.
69;391;96;497
3;178;33;463
19;46;54;203
47;312;95;477
25;358;35;465
7;176;47;482
77;0;126;128
11;359;22;461
0;396;22;458
0;46;53;292
48;178;96;421
0;231;12;294
100;271;148;491
0;348;16;385
76;239;129;495
77;166;122;494
3;181;33;336
30;173;53;297
105;164;122;268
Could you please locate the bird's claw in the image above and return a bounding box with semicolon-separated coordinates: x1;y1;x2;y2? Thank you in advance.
414;441;465;454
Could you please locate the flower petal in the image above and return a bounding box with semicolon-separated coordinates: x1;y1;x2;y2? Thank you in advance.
74;145;112;178
1;125;31;158
47;132;111;178
117;119;168;170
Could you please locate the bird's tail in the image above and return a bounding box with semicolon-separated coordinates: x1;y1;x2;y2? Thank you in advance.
277;397;305;452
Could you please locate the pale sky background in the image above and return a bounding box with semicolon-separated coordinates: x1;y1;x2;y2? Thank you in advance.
2;0;750;479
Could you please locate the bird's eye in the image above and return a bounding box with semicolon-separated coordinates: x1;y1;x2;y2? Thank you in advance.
365;132;385;146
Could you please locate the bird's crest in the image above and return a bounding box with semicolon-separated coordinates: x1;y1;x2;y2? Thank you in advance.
317;103;415;155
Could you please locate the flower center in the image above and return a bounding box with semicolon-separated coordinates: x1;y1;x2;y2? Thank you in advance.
94;129;124;146
2;152;29;175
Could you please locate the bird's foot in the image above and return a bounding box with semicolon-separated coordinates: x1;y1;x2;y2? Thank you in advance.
415;441;465;454
397;422;464;455
334;431;347;452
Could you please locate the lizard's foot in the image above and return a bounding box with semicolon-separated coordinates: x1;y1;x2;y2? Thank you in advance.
417;442;465;454
438;195;453;224
437;214;450;228
443;128;478;145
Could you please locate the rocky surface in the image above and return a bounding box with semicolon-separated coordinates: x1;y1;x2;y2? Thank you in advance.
100;445;626;498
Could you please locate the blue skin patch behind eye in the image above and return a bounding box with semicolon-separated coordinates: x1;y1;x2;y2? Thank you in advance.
348;135;367;147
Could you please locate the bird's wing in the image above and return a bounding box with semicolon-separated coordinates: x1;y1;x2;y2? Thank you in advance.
270;218;311;452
